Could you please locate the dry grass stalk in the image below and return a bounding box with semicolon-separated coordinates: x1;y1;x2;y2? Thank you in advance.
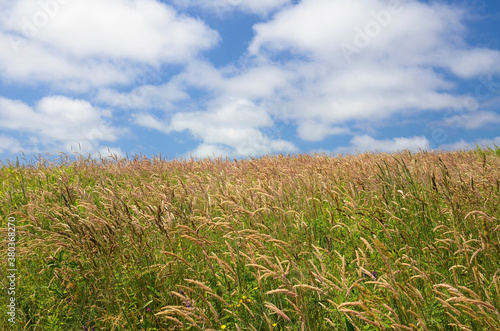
265;302;291;321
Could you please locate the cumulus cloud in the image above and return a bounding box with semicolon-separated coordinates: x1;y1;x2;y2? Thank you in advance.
297;121;350;142
96;81;189;111
441;110;500;130
247;0;500;139
0;0;219;90
133;113;169;133
98;60;293;112
136;97;298;157
0;96;127;154
335;135;431;154
446;49;500;79
95;61;222;111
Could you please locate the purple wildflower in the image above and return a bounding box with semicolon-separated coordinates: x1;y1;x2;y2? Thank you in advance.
178;289;191;307
362;271;377;280
146;308;152;312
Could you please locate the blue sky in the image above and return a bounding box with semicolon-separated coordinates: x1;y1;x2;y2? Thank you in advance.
1;0;499;162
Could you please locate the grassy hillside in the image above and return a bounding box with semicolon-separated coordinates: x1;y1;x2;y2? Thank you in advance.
1;148;500;330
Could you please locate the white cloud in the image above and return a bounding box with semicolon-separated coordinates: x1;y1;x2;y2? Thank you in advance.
288;64;464;123
0;96;127;154
297;121;350;142
441;111;500;130
438;137;500;151
97;60;292;111
133;113;169;133
188;143;234;159
0;135;23;154
123;61;297;157
170;98;272;131
96;81;189;111
175;60;292;100
160;97;297;157
247;0;500;137
224;65;292;99
172;0;292;15
249;0;371;57
446;49;500;79
335;135;431;154
0;0;219;90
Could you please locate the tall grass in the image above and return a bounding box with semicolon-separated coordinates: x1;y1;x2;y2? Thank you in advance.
1;147;500;330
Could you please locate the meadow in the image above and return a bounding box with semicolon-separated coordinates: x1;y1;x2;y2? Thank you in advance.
1;148;500;330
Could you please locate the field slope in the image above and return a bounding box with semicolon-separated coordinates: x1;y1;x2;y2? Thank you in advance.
1;149;500;330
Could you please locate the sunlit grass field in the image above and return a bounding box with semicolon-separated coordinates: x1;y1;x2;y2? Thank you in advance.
1;147;500;330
